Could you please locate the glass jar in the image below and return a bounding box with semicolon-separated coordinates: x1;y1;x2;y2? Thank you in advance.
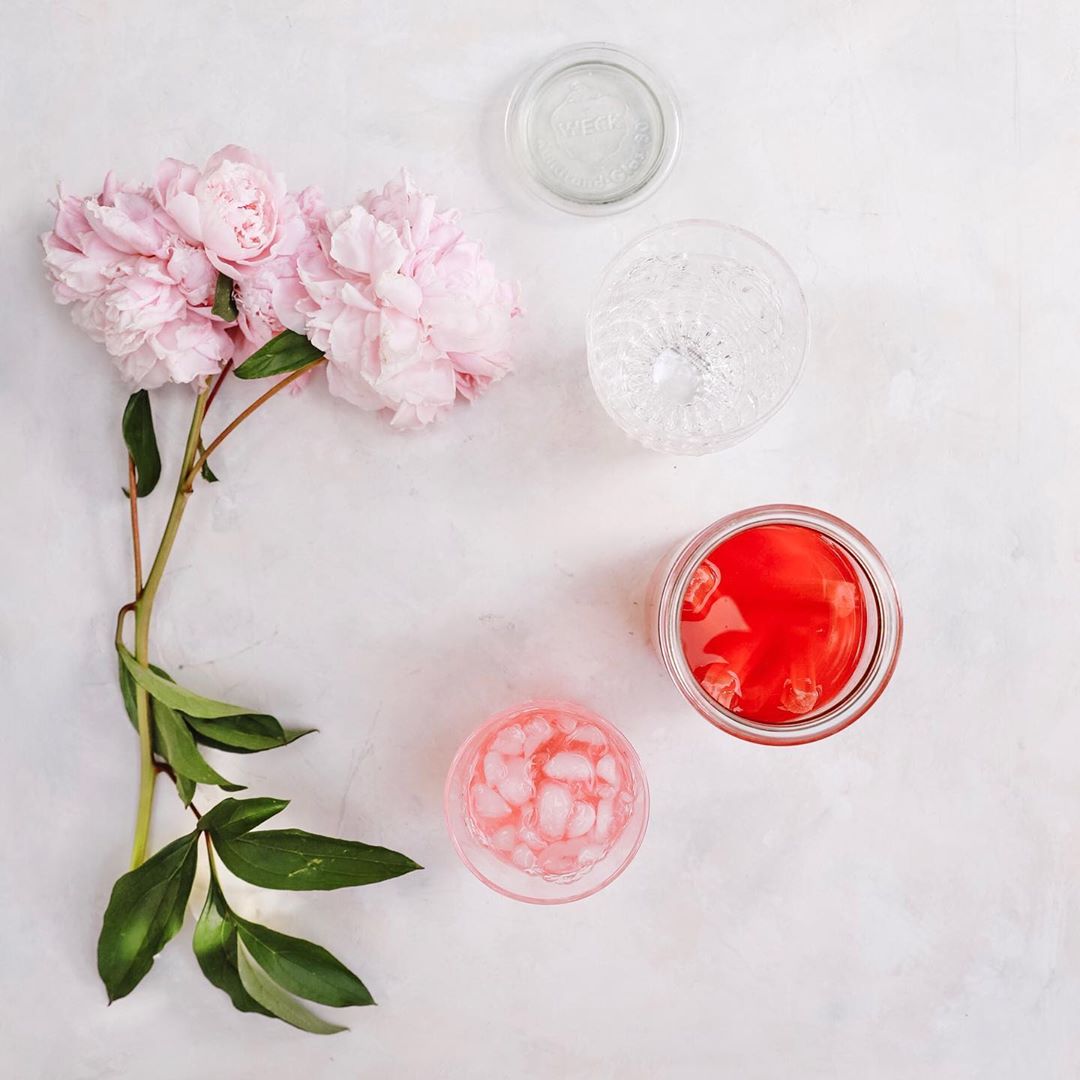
650;505;902;744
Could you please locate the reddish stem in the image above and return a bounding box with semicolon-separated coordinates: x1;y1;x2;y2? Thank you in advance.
204;358;234;416
127;455;143;596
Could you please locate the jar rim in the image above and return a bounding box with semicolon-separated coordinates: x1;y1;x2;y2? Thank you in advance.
655;505;903;745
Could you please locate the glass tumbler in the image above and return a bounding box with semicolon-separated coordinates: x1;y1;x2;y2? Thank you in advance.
445;700;649;904
587;220;809;453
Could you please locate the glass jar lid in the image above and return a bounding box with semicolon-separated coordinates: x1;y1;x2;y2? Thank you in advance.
505;43;681;215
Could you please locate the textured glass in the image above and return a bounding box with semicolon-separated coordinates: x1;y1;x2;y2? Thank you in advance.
587;221;809;454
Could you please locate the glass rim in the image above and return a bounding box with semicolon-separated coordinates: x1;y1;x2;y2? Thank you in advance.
655;505;903;745
443;699;650;904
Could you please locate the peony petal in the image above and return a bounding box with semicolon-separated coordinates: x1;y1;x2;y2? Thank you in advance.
374;352;455;407
325;354;385;411
271;275;310;335
340;281;378;311
83;194;164;256
374;271;422;317
326;304;369;366
328;206;406;279
163;191;202;243
376;308;424;371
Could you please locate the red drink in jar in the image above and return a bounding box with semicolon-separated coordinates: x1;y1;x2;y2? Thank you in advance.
653;507;902;744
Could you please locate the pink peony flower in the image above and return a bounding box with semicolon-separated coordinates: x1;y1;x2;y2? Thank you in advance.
68;271;230;389
42;170;232;389
135;315;232;389
121;313;231;390
296;170;521;428
72;275;184;355
155;146;305;276
42;155;519;410
43;187;141;304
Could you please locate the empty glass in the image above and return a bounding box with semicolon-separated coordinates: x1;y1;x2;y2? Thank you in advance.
587;221;809;454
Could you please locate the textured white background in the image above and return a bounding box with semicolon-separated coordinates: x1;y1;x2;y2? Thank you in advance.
3;1;1078;1077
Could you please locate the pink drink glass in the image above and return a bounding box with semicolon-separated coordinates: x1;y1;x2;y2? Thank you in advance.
444;701;649;904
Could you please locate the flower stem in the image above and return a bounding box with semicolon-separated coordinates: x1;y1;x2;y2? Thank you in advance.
153;761;203;821
127;455;142;594
128;387;210;869
126;360;320;867
183;359;324;492
204;358;234;416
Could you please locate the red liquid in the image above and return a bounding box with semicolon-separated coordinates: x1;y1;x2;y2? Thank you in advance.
679;524;868;723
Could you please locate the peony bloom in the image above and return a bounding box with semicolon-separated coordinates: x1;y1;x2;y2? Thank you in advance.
296;170;521;428
154;145;305;276
42;154;519;412
43;186;140;304
42;170;233;389
67;272;231;389
112;312;229;390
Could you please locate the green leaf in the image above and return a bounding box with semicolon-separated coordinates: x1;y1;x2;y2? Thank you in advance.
117;644;256;720
152;696;244;791
118;661;197;802
118;658;138;731
234;329;321;380
212;272;238;322
192;874;271;1017
118;659;178;732
212;828;422;891
198;797;289;840
234;917;373;1008
97;832;199;1002
175;772;196;807
197;438;219;483
236;939;347;1035
117;656;213;803
185;712;314;755
118;650;299;760
122;390;161;498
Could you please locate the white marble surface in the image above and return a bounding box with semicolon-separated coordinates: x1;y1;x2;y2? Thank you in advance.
3;1;1078;1077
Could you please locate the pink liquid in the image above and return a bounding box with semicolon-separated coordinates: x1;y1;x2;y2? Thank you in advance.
464;705;637;881
679;523;868;723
